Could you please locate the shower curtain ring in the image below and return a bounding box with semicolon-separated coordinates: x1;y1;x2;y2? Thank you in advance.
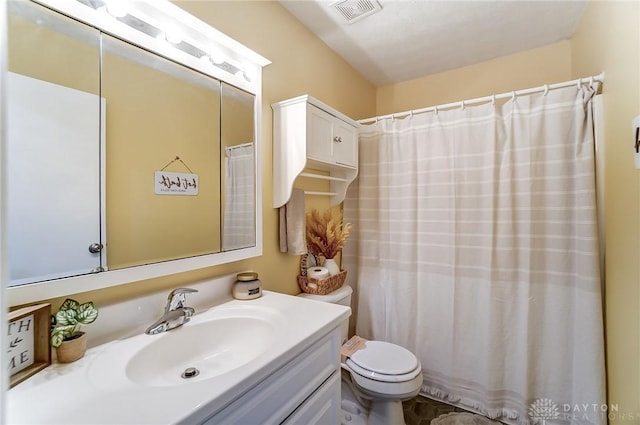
460;101;465;110
543;85;549;96
491;95;496;105
589;76;594;87
511;91;516;101
434;105;439;115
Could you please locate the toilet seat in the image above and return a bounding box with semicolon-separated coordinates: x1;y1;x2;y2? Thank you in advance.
346;341;421;383
342;340;423;419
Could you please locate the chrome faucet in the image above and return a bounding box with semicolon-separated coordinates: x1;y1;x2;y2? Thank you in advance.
145;288;198;335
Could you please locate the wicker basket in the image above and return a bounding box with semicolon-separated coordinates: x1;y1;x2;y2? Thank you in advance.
298;270;347;295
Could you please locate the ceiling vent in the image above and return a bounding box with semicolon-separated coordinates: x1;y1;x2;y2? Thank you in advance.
332;0;382;24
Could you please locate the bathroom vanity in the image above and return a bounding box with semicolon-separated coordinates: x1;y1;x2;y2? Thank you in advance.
7;290;350;424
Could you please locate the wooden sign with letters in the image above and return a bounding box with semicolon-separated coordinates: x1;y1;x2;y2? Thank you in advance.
154;171;199;195
7;303;51;388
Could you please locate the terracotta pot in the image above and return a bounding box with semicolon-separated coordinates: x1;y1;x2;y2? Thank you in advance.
56;332;87;363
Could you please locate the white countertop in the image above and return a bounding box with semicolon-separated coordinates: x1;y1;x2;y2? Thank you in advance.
7;291;350;425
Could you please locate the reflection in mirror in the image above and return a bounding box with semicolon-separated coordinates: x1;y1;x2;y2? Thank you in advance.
102;35;222;270
6;1;104;286
221;83;256;251
5;0;267;302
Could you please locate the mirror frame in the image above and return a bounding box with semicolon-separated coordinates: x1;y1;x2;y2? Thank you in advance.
4;0;270;306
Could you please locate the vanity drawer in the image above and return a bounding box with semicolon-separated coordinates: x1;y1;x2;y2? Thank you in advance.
202;328;341;425
282;372;341;425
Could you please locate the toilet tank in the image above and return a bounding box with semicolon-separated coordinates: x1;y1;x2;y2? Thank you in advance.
298;285;352;343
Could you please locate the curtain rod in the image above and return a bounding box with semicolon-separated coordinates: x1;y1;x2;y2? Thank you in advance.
358;72;605;124
225;142;253;151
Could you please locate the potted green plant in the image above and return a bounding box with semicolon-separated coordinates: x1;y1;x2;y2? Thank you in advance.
50;298;99;363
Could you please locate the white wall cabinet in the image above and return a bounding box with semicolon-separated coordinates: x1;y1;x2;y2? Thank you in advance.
272;95;359;207
307;104;357;167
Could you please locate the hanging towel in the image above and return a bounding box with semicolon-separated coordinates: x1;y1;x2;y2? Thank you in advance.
279;188;307;255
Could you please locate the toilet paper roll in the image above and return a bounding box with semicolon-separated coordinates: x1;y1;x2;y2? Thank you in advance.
307;266;330;279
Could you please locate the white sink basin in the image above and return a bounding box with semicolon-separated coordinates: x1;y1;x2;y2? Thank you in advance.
87;304;286;389
127;315;277;387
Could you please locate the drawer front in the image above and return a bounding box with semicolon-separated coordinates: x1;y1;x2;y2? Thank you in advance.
282;372;341;425
204;329;341;425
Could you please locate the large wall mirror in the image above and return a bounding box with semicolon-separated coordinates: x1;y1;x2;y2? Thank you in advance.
6;0;268;305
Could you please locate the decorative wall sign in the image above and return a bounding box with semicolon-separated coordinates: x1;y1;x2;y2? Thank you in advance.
7;303;52;388
154;171;199;195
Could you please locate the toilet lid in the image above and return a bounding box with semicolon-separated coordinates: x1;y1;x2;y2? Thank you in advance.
348;341;419;376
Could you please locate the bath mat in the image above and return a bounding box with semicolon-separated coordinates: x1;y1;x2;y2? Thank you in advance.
431;412;502;425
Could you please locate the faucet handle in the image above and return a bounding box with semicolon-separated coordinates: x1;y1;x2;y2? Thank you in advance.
167;288;198;310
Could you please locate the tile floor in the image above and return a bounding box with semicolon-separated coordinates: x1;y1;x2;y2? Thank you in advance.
403;395;466;425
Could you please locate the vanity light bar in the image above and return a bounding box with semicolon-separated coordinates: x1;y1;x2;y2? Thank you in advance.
73;0;250;81
34;0;269;93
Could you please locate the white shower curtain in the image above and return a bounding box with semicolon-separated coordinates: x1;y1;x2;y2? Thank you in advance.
343;85;605;425
222;143;255;251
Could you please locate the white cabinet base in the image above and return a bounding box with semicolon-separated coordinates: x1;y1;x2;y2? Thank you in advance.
201;328;343;425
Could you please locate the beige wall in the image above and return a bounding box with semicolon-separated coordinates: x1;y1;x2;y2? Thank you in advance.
571;0;640;419
375;41;572;116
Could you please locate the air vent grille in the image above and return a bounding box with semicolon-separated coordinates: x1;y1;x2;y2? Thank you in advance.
332;0;382;24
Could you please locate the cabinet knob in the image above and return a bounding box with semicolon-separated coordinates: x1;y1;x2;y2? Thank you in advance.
333;136;343;143
88;243;103;253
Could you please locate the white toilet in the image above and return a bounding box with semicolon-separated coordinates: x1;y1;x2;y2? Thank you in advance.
299;285;423;425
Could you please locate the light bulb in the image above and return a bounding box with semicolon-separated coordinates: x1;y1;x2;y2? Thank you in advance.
209;48;225;65
235;70;247;81
165;27;182;44
104;0;127;18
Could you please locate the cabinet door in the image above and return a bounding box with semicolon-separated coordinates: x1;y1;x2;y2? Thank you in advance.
307;104;333;163
7;73;103;285
332;119;358;167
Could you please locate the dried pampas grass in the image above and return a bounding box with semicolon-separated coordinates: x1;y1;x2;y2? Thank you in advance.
306;207;352;259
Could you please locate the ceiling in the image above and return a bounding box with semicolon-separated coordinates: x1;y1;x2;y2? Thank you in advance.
279;0;588;87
